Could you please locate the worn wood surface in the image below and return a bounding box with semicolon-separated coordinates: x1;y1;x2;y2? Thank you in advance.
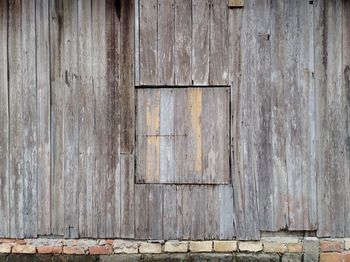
1;0;350;240
138;0;229;86
136;88;230;184
0;0;9;238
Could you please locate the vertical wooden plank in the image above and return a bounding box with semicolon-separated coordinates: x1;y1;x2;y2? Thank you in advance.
50;0;65;236
135;0;140;86
120;0;135;153
186;88;202;183
134;184;149;239
136;89;147;183
202;88;230;184
315;0;345;237
145;89;160;183
234;0;260;239
140;0;157;85
284;0;303;231
160;89;175;183
192;0;210;85
253;0;273;231
8;0;24;238
148;184;163;239
229;5;245;238
174;0;191;85
105;0;120;238
22;0;37;237
294;0;317;230
209;0;229;85
343;0;350;237
163;185;177;239
204;185;219;239
36;0;51;236
157;0;174;85
270;0;289;231
219;185;235;239
0;0;10;237
77;0;93;238
92;0;107;238
63;0;79;238
174;89;188;183
120;154;135;238
182;186;205;240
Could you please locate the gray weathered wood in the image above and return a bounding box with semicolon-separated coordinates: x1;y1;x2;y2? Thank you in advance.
174;0;192;85
163;185;178;239
140;0;157;85
120;154;135;238
50;0;65;236
92;0;107;238
315;0;346;237
8;0;24;238
343;0;350;237
204;185;219;239
136;88;230;184
253;0;273;232
219;185;235;239
209;0;229;85
22;0;38;237
120;0;135;153
134;184;149;239
36;0;51;236
158;0;175;85
192;0;210;85
0;0;10;237
269;0;289;232
148;184;163;239
63;0;79;238
77;0;94;238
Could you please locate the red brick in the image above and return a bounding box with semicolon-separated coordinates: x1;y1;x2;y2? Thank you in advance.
320;240;343;253
89;245;113;255
320;252;342;262
343;251;350;262
37;246;63;254
0;239;15;244
15;239;26;245
106;239;114;245
63;246;85;255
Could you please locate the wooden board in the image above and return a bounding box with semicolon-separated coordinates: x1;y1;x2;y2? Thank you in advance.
138;0;229;86
0;0;10;237
77;0;94;238
22;0;38;238
315;0;348;237
136;88;230;184
8;0;24;238
36;0;51;236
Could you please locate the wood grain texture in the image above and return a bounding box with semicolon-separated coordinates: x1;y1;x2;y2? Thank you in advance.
210;0;229;85
174;0;192;85
120;154;135;238
8;0;24;238
63;0;79;238
77;0;94;238
343;0;350;237
139;0;157;85
192;0;210;85
157;0;175;85
36;0;51;236
315;0;347;237
0;0;10;237
120;0;135;153
22;0;38;238
136;88;230;184
50;0;65;236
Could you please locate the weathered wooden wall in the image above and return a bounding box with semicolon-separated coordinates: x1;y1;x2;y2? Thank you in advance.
0;0;349;240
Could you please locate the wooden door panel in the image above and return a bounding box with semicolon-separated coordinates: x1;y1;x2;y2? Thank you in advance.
136;87;230;184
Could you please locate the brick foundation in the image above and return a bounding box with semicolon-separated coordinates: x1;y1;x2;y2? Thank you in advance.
1;237;350;261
